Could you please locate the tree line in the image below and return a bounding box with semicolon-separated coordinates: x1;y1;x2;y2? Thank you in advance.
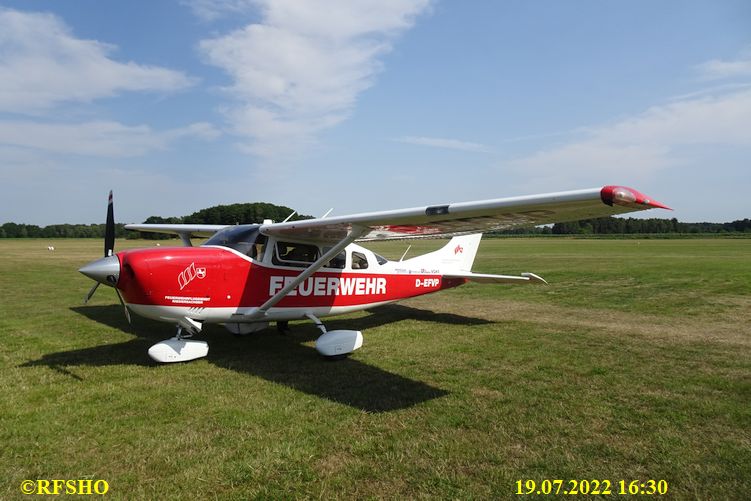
0;222;129;239
490;217;750;235
1;202;311;239
549;217;750;235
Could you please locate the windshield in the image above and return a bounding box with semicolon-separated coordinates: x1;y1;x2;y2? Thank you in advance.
203;225;266;258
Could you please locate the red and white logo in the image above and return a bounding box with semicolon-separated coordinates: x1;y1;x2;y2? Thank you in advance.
454;244;463;255
178;262;206;290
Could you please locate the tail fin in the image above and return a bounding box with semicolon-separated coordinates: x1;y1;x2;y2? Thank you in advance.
403;234;483;273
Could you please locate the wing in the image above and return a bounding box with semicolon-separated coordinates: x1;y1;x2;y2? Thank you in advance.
124;224;228;237
260;185;670;243
124;224;228;246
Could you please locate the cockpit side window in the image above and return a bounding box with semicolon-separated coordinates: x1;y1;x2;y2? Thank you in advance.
273;241;319;267
250;234;268;261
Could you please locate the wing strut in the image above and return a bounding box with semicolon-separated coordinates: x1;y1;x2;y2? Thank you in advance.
248;226;365;319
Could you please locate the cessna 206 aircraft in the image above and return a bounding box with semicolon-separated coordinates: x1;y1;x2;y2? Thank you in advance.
79;186;669;363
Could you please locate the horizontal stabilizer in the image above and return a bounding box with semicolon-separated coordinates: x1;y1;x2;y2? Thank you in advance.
445;272;547;285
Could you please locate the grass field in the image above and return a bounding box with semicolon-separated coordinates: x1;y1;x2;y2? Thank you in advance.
1;238;749;499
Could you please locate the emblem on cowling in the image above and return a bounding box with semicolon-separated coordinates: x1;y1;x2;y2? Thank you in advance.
178;262;206;290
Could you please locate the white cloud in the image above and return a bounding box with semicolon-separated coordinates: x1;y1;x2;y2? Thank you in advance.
256;0;433;40
696;48;751;80
508;88;751;186
591;90;751;146
396;136;491;153
510;51;751;191
668;82;751;102
0;8;218;160
198;0;431;158
0;8;195;113
181;0;256;22
0;120;219;157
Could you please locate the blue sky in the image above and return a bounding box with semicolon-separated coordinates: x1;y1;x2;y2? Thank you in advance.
1;0;749;225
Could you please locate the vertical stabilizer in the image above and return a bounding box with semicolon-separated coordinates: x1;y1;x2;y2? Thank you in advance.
402;234;483;273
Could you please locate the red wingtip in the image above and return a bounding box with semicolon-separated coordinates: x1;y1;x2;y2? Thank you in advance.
601;186;672;211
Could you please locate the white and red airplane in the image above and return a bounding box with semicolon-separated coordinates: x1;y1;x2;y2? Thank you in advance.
79;186;669;363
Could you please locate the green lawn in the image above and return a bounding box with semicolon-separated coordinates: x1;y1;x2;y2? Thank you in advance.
1;238;749;499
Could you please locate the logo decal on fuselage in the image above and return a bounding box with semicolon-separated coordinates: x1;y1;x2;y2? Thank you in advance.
178;262;206;290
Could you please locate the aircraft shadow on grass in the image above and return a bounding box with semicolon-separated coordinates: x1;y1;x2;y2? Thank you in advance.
22;304;494;413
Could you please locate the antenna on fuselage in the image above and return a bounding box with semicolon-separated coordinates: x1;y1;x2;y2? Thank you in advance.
321;208;333;218
282;211;296;223
399;245;412;262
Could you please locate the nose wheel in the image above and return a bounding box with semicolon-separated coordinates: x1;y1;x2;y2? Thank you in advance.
147;318;208;363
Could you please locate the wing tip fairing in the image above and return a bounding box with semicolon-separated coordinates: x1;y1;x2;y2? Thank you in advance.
600;185;672;211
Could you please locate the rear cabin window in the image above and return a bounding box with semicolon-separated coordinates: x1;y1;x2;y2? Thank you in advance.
273;242;319;267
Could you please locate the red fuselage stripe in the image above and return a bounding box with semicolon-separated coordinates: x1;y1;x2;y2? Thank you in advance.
117;247;465;309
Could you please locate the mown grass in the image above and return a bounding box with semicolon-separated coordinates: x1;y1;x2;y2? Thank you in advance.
1;238;749;499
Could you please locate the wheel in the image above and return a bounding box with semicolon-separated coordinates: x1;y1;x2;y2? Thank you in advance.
323;353;349;361
277;320;289;335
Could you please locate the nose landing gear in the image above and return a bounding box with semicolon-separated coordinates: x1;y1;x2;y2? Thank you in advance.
147;319;208;363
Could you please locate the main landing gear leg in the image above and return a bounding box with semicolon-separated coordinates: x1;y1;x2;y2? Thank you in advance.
305;313;327;335
305;313;363;360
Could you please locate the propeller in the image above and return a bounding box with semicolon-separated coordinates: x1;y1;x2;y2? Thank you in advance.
115;289;132;325
83;191;115;304
80;191;131;325
104;190;115;257
84;282;100;304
